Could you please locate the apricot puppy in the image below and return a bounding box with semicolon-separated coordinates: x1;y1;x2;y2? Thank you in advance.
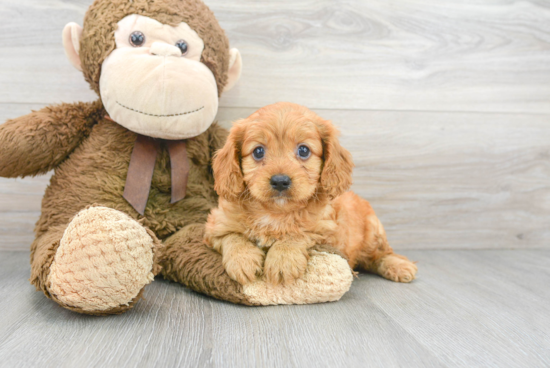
205;102;417;285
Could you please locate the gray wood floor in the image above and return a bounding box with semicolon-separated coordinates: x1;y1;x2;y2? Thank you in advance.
0;249;549;368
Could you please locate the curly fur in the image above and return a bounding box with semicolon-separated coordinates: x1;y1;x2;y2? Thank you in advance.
205;102;418;285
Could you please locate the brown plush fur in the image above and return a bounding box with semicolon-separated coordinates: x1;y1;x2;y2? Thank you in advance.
205;103;418;285
26;113;230;303
159;223;252;305
80;0;230;95
0;100;105;178
1;0;352;314
0;0;244;314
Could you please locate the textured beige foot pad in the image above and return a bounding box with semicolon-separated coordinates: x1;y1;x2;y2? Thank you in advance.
242;251;353;305
47;207;155;312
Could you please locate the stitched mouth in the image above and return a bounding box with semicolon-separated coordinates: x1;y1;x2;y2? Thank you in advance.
116;101;204;117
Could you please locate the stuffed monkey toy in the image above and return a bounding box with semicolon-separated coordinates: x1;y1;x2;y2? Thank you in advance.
0;0;353;315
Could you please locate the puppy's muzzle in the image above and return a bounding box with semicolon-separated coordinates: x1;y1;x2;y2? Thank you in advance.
270;175;291;192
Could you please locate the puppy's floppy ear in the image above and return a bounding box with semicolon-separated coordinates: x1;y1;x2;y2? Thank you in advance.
213;121;245;199
317;119;354;199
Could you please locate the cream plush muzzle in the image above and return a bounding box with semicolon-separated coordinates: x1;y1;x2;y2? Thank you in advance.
99;15;219;140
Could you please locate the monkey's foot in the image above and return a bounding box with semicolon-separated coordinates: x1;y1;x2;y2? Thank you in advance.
47;207;156;314
242;249;353;305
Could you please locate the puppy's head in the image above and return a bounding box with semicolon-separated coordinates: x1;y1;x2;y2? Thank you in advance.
213;102;354;207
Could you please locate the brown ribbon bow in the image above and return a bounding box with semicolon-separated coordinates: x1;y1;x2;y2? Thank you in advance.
106;116;190;215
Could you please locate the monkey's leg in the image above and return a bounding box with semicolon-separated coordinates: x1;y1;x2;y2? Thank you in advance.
30;206;159;315
158;224;253;304
158;224;353;305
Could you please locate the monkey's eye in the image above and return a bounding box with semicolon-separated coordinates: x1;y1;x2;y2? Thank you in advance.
175;40;189;55
297;145;311;160
252;146;265;161
129;31;145;47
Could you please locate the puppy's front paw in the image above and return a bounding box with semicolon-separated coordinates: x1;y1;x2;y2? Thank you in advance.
264;246;309;285
223;246;265;285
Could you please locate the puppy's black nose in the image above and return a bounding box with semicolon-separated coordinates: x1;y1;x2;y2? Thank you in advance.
270;175;291;192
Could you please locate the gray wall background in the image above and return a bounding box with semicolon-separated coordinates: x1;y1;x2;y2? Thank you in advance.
1;0;549;251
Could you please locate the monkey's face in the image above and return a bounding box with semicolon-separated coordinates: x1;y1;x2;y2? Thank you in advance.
97;15;225;140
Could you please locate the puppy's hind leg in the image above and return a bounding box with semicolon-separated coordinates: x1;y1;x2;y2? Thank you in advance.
334;192;417;283
360;219;417;283
369;253;417;283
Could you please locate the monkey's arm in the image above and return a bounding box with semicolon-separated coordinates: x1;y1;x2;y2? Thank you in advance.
0;100;104;178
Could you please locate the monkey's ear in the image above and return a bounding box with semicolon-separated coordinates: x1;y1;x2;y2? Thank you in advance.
223;48;242;92
62;22;83;71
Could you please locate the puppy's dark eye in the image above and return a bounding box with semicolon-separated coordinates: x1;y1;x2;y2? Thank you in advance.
175;40;188;55
129;31;145;47
297;145;311;159
252;146;265;160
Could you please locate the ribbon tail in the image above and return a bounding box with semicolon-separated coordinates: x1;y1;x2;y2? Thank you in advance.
166;140;190;204
123;135;158;215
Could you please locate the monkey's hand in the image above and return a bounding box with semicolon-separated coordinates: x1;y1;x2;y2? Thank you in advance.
0;100;103;178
